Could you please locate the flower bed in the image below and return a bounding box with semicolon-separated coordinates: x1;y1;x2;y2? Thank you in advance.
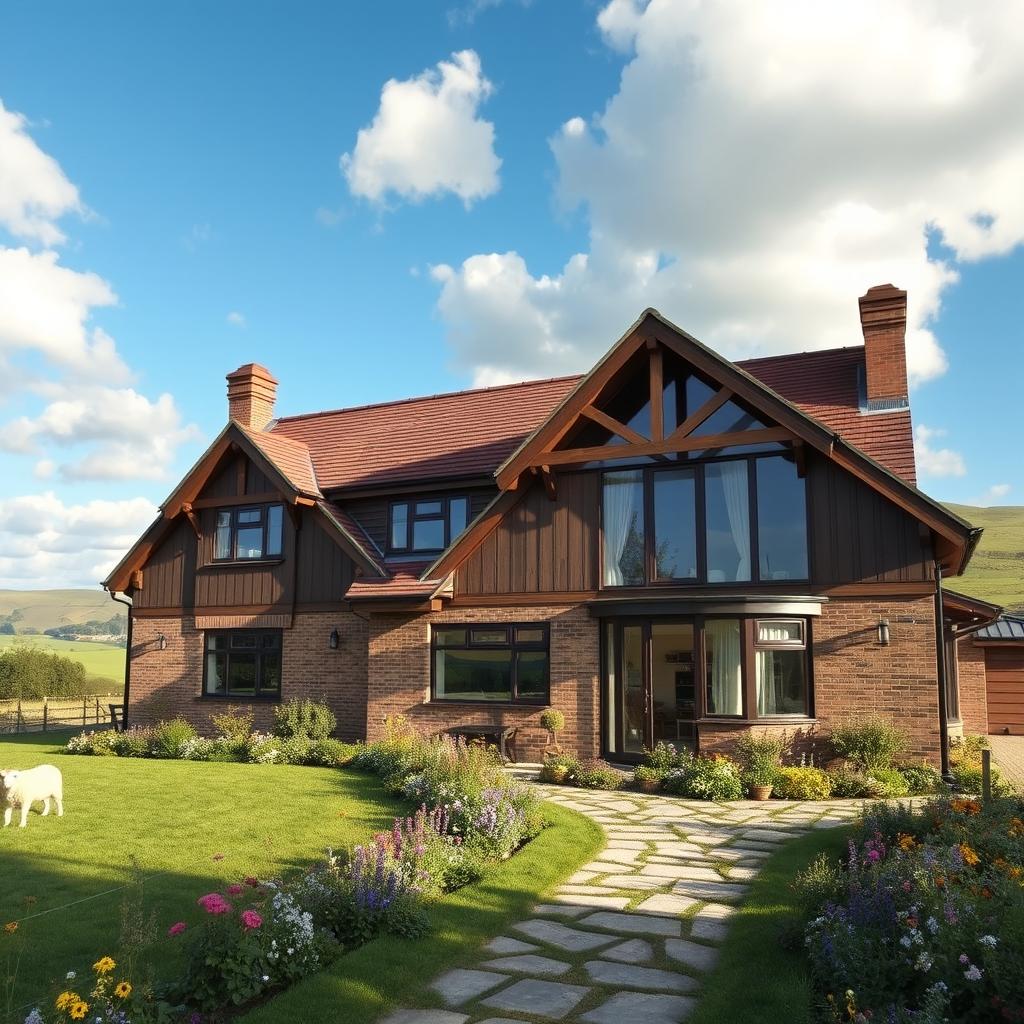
802;795;1024;1022
24;719;541;1023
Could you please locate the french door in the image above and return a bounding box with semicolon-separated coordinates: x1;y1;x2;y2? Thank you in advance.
603;619;698;759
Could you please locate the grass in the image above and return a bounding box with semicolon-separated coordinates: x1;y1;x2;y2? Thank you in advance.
945;503;1024;612
689;825;854;1024
241;802;604;1024
0;732;403;1021
0;634;125;690
0;590;119;635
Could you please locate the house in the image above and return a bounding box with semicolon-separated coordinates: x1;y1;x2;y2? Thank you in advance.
970;614;1024;736
104;284;990;768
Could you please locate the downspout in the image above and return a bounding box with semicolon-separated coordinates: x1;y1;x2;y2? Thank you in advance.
108;590;133;729
933;563;951;781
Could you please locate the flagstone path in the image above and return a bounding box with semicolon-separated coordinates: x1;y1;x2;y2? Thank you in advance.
380;781;867;1024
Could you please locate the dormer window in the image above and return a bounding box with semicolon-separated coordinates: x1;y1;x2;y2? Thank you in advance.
214;504;284;561
390;496;470;553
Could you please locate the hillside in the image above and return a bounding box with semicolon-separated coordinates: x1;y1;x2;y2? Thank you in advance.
0;588;121;634
0;635;124;691
946;504;1024;613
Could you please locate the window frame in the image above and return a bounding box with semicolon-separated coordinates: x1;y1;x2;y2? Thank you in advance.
202;628;283;701
389;495;472;554
749;617;811;719
600;451;809;589
213;503;285;562
430;621;551;706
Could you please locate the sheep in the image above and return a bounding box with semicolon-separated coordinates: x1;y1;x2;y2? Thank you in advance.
0;764;64;828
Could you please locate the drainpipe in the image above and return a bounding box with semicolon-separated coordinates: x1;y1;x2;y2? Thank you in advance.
108;590;133;729
933;563;951;781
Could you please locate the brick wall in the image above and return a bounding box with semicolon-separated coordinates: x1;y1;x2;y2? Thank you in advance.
128;610;368;740
955;637;988;735
366;604;600;762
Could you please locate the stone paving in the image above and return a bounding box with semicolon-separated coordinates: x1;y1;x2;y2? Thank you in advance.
380;782;867;1024
988;735;1024;792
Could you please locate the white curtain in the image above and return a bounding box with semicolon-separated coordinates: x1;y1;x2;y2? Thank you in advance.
719;461;751;581
707;619;742;715
603;472;641;586
756;625;795;715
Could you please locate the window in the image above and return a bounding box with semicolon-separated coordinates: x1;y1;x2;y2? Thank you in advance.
706;618;743;716
390;496;472;553
653;469;697;580
944;636;960;722
214;504;284;561
432;623;549;704
755;619;809;716
204;630;282;699
602;470;645;586
756;455;808;580
705;461;751;582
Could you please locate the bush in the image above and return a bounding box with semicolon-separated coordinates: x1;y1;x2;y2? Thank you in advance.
633;764;663;788
864;765;910;798
773;765;832;800
949;733;1013;796
895;760;943;795
150;718;198;759
663;754;743;801
538;751;579;783
826;766;870;798
272;699;336;740
538;709;565;734
112;727;153;758
210;708;254;741
301;738;358;767
642;740;690;774
0;644;90;699
571;758;622;790
735;731;787;789
830;718;906;773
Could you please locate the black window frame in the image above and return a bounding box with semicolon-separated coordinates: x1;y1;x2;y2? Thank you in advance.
202;629;282;701
389;495;471;554
430;622;551;706
600;451;809;589
750;617;811;720
213;503;285;562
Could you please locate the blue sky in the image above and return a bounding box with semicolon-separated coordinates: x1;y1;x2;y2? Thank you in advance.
0;0;1021;588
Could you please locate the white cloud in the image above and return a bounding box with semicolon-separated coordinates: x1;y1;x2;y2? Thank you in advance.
341;50;501;206
969;483;1012;506
446;0;531;28
433;2;1024;385
914;424;966;478
0;99;82;245
226;311;246;328
0;492;158;588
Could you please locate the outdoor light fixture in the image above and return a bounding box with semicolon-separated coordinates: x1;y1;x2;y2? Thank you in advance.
329;628;339;650
158;633;167;651
877;619;890;646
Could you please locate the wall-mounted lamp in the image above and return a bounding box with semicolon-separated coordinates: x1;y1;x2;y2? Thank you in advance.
877;619;890;646
158;633;167;651
329;628;340;650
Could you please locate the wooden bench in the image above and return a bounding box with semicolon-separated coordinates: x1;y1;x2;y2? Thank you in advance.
108;704;126;732
445;725;518;763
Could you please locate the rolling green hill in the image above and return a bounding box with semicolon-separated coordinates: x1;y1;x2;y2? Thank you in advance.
0;588;121;634
946;504;1024;612
0;635;124;690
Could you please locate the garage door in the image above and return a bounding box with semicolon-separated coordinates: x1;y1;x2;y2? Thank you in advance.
987;647;1024;735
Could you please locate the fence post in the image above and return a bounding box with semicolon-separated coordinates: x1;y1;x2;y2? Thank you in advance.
16;700;22;733
982;748;992;804
82;697;87;726
43;696;48;733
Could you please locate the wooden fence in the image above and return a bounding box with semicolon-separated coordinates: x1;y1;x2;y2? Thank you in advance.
0;695;120;734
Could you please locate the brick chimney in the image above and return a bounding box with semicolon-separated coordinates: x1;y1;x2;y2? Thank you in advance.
858;283;908;408
226;363;278;431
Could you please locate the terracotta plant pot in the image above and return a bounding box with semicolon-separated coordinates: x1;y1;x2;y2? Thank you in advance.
548;766;569;784
749;784;774;801
638;778;661;793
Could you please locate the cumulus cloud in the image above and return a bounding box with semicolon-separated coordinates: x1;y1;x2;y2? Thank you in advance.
341;50;500;206
226;311;246;327
914;424;966;478
0;492;158;588
969;483;1012;506
433;1;1024;385
446;0;532;28
0;99;82;245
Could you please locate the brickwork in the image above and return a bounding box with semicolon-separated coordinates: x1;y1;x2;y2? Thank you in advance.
366;605;600;762
859;284;909;403
955;637;988;735
128;611;367;740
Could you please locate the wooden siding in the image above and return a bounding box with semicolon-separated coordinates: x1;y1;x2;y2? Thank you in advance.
347;488;496;552
985;647;1024;735
133;519;195;610
296;515;357;603
201;454;276;499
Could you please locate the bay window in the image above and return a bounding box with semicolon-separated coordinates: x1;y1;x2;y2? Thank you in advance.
754;620;808;716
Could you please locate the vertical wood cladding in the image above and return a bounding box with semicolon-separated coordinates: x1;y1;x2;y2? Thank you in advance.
295;515;356;603
133;519;196;610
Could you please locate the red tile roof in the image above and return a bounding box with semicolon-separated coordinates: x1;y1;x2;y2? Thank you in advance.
346;561;440;600
237;423;323;497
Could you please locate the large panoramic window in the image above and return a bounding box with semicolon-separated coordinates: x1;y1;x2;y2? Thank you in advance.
214;504;284;561
432;624;549;704
754;619;809;716
390;496;471;553
204;630;282;699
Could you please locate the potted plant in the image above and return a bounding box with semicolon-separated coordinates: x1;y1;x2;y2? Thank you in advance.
633;764;663;793
539;708;566;753
744;761;778;801
539;750;577;784
736;731;787;801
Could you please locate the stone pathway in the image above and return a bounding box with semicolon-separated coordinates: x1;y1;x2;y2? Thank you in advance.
988;735;1024;792
380;783;867;1024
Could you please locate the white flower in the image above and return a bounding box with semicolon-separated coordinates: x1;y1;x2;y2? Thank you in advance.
964;964;983;982
23;1010;44;1024
926;916;939;934
979;934;998;948
65;971;76;980
262;974;270;982
900;935;912;948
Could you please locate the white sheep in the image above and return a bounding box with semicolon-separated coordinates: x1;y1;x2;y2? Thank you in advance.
0;764;64;828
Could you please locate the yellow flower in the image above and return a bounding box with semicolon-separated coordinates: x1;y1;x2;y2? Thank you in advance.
959;843;981;867
93;956;116;975
55;991;77;1010
897;833;918;852
69;1000;89;1020
3;921;17;934
114;981;132;999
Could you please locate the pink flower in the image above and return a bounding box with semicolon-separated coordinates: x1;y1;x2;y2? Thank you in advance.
197;893;232;915
227;884;244;896
168;921;188;937
867;850;881;863
240;910;263;931
244;876;260;888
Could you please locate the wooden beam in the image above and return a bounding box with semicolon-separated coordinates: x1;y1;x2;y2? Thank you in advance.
539;465;557;501
130;569;143;591
181;503;201;538
192;492;282;509
649;345;664;442
531;426;792;468
667;387;733;443
793;440;807;478
578;405;649;446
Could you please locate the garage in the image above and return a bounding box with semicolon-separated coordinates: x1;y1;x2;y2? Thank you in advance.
975;616;1024;735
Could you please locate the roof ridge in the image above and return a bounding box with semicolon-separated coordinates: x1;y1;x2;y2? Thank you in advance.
273;374;585;425
737;345;864;366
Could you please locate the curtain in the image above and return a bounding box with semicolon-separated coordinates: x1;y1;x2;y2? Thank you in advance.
603;472;641;586
757;651;781;715
719;461;750;581
707;619;742;715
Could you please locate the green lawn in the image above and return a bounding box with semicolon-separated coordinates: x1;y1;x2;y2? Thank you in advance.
945;502;1024;612
0;634;125;690
0;733;403;1021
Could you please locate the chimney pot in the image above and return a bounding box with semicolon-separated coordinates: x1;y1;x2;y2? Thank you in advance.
226;363;278;431
859;283;908;406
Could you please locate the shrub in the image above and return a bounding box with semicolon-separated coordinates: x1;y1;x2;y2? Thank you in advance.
864;765;910;798
538;751;579;783
949;733;1012;796
664;754;743;801
570;758;622;790
773;765;832;800
538;709;565;734
111;727;152;758
735;731;787;789
272;699;336;740
0;644;90;699
826;766;870;798
149;718;198;759
894;760;943;795
301;738;358;767
633;764;663;788
830;718;906;773
210;708;254;741
642;740;690;774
